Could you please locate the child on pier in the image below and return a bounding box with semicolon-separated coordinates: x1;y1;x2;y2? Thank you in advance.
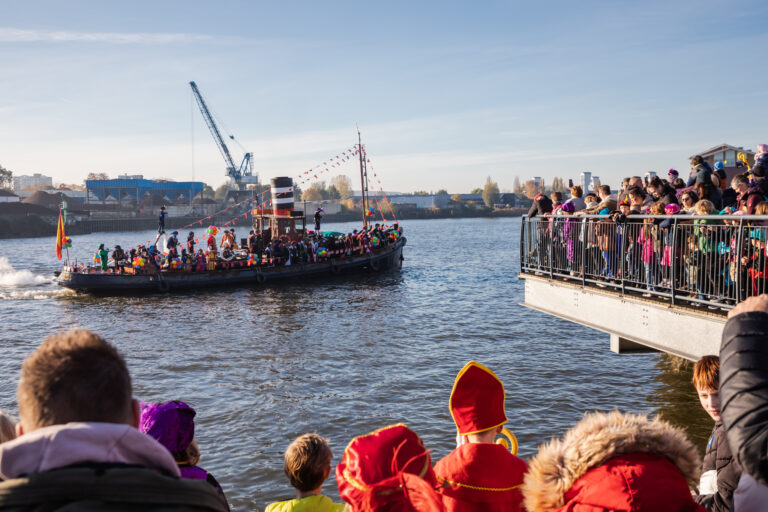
692;356;740;512
434;361;528;511
265;433;345;512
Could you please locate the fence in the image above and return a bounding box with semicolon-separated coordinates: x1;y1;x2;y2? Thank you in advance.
520;214;768;310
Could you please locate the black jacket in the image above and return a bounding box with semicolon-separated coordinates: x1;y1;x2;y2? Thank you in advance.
693;422;741;512
527;196;553;218
0;464;229;511
720;311;768;487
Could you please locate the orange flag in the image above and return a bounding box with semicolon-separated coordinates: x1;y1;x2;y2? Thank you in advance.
55;210;65;260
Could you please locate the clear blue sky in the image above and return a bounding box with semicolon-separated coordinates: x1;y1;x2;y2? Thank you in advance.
1;0;766;193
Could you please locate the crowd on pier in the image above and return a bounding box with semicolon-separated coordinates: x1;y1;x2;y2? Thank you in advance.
3;296;768;511
525;145;768;304
83;223;403;274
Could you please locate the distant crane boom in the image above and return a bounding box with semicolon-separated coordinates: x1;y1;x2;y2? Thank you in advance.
189;81;255;186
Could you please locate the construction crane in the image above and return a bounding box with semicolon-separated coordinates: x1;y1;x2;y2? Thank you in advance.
189;81;258;195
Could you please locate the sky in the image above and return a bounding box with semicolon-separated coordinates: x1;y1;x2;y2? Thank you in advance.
0;0;766;193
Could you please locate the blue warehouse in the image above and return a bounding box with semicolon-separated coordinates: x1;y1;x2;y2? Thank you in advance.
85;176;204;205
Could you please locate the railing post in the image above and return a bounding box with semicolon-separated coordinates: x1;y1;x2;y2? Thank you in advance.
737;218;744;303
581;218;587;287
670;218;678;306
520;217;525;273
620;219;627;296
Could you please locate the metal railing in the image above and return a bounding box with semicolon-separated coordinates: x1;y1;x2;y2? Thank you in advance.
520;214;768;311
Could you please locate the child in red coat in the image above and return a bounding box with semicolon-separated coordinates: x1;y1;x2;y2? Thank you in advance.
434;361;528;511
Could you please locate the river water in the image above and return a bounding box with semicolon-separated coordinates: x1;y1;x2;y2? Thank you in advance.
0;217;712;510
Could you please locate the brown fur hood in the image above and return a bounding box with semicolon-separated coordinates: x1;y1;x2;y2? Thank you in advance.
521;411;701;512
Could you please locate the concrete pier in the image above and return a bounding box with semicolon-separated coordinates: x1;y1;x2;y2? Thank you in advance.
520;274;725;361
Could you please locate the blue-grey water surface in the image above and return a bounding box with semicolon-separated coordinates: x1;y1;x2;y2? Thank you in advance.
0;217;711;510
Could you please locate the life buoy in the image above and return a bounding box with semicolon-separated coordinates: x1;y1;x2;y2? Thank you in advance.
369;258;381;271
255;272;266;284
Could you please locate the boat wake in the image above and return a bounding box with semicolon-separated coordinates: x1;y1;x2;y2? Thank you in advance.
0;257;74;300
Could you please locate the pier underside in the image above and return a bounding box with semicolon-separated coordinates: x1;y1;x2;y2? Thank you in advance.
520;274;725;361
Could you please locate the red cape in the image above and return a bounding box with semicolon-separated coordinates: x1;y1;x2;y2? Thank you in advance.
434;443;528;512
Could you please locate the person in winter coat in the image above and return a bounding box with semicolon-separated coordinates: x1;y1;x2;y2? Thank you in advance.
688;156;715;187
719;296;768;511
691;356;740;512
521;410;706;512
434;362;528;512
528;194;553;218
751;144;768;177
0;329;229;512
647;176;679;208
732;174;764;214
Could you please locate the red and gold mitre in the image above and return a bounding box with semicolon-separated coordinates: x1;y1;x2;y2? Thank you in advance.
449;361;508;436
336;424;440;511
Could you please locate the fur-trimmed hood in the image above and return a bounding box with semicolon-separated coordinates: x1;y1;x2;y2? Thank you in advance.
522;411;701;512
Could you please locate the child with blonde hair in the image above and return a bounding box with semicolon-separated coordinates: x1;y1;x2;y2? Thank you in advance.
266;433;345;512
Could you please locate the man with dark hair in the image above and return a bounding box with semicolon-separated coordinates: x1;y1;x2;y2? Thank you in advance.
527;193;553;218
0;330;228;511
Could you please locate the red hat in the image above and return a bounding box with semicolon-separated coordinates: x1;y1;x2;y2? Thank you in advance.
449;361;507;435
336;424;442;511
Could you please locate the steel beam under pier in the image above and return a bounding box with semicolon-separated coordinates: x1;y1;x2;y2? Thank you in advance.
520;274;725;361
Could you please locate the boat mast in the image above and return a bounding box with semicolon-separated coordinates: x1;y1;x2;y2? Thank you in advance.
357;127;369;229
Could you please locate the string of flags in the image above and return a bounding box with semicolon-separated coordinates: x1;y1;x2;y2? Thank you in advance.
171;144;395;231
362;148;398;224
295;146;359;187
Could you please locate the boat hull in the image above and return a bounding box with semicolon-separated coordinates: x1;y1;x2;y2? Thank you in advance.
56;238;405;294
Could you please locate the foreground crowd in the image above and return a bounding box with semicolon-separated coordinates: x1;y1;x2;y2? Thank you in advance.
2;302;768;511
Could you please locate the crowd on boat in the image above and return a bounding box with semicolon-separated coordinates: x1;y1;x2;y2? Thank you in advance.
525;145;768;302
3;296;768;511
80;223;403;274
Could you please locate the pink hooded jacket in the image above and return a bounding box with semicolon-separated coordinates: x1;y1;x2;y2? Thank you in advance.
0;422;180;480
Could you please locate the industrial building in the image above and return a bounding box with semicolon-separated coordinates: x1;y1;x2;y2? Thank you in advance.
85;176;204;206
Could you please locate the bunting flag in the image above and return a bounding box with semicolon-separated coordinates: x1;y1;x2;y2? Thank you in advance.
55;210;65;260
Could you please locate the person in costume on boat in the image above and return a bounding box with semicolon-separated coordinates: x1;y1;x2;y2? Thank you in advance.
314;207;324;233
336;424;443;511
434;361;528;511
187;231;196;253
167;231;180;258
207;231;218;257
97;244;109;271
111;245;125;272
140;401;229;510
265;433;345;512
158;205;168;234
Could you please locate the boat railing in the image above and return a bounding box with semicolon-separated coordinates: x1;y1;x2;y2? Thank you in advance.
519;214;768;311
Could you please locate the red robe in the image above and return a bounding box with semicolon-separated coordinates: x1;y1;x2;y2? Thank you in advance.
434;442;528;512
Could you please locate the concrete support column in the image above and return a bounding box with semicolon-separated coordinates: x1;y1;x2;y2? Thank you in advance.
609;334;657;355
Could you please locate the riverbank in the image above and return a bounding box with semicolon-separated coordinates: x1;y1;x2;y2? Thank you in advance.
0;207;525;239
